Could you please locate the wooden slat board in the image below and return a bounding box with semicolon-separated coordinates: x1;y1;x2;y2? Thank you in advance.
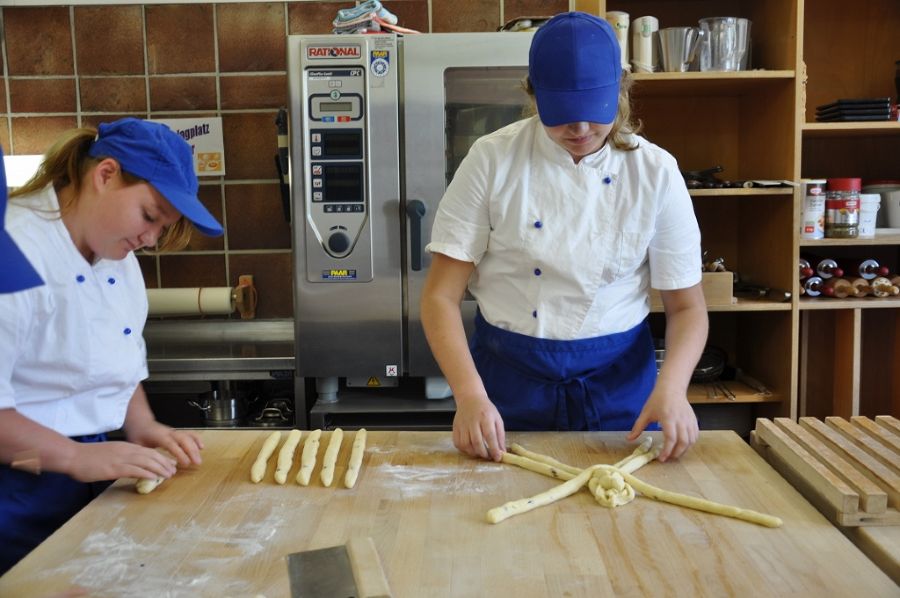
752;417;900;526
0;430;896;597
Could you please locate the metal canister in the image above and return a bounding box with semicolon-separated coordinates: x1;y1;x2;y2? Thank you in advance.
825;178;861;238
800;179;827;239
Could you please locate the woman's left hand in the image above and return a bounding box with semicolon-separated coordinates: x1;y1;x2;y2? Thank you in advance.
627;386;698;462
126;422;204;468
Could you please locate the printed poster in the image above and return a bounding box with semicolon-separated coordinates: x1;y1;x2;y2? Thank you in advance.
153;117;226;177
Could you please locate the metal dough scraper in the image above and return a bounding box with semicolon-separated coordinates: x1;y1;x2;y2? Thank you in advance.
286;536;392;598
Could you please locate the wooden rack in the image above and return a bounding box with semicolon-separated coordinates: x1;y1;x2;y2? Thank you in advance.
751;416;900;526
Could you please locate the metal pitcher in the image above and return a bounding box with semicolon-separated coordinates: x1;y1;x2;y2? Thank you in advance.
659;27;700;72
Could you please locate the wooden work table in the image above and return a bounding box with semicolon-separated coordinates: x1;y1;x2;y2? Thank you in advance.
1;430;897;597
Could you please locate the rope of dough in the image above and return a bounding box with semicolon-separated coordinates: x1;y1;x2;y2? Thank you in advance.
274;429;303;484
296;429;322;486
344;428;367;488
251;430;282;483
136;476;165;494
487;464;604;523
492;446;783;528
320;428;344;487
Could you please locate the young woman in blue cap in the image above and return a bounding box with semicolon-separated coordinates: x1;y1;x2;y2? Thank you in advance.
422;12;708;463
0;118;224;573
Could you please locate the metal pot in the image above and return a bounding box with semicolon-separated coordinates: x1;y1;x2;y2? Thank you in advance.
189;381;248;427
250;398;294;427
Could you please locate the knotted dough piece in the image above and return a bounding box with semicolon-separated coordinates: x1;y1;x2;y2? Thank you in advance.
509;437;656;507
489;440;782;528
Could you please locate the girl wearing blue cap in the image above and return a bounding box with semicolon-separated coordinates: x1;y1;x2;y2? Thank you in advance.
422;12;708;464
0;118;224;573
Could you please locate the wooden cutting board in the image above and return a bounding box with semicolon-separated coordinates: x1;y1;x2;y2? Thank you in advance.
0;430;896;597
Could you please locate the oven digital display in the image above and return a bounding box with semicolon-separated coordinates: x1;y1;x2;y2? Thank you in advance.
324;101;353;112
323;131;362;158
323;164;363;202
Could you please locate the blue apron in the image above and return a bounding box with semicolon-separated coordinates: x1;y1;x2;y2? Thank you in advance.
470;311;659;431
0;433;112;574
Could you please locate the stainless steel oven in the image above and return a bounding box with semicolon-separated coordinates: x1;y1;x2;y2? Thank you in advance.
287;33;533;418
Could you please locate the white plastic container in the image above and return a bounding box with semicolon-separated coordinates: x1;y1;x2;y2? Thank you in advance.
858;193;880;238
862;181;900;227
886;190;900;228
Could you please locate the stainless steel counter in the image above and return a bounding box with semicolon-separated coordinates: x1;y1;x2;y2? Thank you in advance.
144;319;294;381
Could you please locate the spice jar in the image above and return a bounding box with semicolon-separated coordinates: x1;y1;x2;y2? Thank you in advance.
825;178;861;238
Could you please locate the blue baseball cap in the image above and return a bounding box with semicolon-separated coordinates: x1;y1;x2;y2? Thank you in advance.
89;118;223;237
1;145;44;293
529;12;622;126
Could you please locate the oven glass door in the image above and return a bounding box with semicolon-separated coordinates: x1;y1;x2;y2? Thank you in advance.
402;33;532;376
444;66;531;186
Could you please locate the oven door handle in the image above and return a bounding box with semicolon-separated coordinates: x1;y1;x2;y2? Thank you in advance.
406;199;427;271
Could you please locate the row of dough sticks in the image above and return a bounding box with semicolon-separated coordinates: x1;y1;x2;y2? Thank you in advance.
250;428;367;488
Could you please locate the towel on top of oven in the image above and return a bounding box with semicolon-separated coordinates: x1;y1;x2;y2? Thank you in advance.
332;0;398;33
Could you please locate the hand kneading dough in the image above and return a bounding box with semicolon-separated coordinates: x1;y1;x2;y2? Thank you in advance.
319;428;344;487
251;431;282;483
296;429;322;486
274;429;303;484
344;428;367;488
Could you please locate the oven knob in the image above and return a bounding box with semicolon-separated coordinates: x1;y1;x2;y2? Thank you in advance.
328;231;350;253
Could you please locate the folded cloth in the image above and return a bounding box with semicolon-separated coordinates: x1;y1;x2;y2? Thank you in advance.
334;0;397;26
333;11;378;32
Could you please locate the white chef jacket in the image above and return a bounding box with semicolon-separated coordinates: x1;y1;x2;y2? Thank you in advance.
426;116;701;340
0;185;149;436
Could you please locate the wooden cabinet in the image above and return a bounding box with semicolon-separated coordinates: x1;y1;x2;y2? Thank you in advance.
592;0;900;431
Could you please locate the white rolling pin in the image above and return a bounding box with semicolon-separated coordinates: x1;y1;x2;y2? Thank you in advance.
147;276;258;319
147;287;235;316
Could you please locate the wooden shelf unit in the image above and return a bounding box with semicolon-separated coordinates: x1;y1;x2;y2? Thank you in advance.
602;0;900;428
799;0;900;419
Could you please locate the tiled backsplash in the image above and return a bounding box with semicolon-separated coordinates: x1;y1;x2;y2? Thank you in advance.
0;0;568;318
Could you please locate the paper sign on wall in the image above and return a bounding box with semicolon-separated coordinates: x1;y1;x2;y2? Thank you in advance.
153;117;226;177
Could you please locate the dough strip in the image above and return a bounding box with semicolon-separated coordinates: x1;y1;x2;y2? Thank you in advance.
251;430;282;483
296;429;322;486
344;428;367;488
320;428;344;487
274;429;303;484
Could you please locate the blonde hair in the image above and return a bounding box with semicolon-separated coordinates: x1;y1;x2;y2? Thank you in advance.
523;71;642;151
10;126;193;252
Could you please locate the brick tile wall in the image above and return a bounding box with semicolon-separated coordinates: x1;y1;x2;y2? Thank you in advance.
0;0;569;318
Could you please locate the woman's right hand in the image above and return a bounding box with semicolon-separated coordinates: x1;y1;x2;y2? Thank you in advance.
66;440;177;483
452;395;506;462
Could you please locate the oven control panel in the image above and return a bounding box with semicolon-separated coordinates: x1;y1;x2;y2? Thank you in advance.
303;67;367;270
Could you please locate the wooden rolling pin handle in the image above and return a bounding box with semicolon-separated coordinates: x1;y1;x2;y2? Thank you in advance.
234;274;257;319
823;277;851;299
